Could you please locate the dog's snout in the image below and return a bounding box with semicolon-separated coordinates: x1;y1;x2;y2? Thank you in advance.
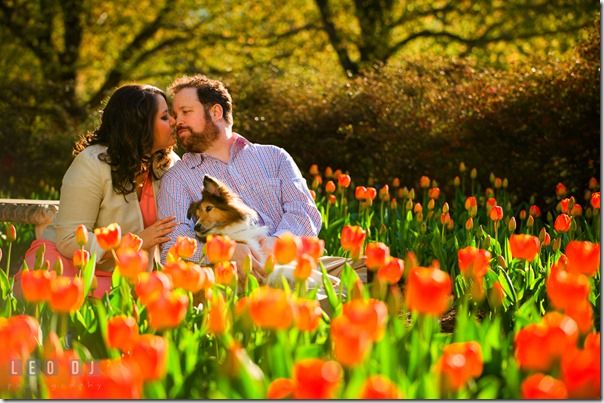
194;223;202;232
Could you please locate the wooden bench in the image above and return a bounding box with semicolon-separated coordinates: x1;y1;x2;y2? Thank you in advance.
0;199;59;239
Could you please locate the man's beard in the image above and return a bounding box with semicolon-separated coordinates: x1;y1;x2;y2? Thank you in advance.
180;120;220;153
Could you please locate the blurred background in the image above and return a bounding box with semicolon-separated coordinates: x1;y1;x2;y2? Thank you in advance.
0;0;599;207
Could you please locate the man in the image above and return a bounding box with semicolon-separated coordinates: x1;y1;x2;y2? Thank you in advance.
157;74;322;276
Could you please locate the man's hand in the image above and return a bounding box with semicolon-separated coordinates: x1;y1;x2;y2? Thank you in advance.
232;242;265;283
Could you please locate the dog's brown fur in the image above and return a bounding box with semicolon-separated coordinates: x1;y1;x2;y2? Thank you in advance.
187;175;258;239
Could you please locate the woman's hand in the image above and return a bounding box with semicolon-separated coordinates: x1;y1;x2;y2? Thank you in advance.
138;216;177;250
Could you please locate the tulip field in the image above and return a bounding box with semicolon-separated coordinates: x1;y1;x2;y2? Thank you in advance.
0;163;600;399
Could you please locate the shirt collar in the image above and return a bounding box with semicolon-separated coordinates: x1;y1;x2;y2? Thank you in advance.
182;133;251;168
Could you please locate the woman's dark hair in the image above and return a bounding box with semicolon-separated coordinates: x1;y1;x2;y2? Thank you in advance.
74;84;172;195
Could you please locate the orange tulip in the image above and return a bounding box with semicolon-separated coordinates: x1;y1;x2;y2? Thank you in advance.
6;223;16;242
522;373;568;399
248;286;293;330
107;316;139;352
208;293;229;335
554;214;571;233
564;241;600;276
340;225;366;258
294;253;315;281
146;291;189;330
529;204;542;217
325;180;336;193
309;164;319;175
379;185;390;201
267;378;295;399
72;249;90;268
457;246;491;280
428;187;440;200
80;359;142;399
488;281;505;308
205;234;236;263
300;236;324;262
437;341;483;392
135;271;172;305
377;257;404;284
20;268;55;303
570;203;582;217
563;300;593;334
273;232;300;264
489;205;503;221
292;358;342;399
555;182;568;198
127;334;168;381
365;242;390;270
590;191;600;209
328;194;337;205
331;318;372;367
360;375;402;399
419;176;430;188
546;263;590;311
5;315;41;358
75;224;89;247
366;187;377;200
117;232;143;252
94;223;122;250
464;196;477;210
214;261;237;285
405;266;452;316
116;248;149;282
293;298;322;332
509;234;540;261
49;276;85;313
309;189;316;200
42;349;86;399
163;261;210;293
337;174;351;188
355;186;367;200
342;298;388;342
172;235;197;259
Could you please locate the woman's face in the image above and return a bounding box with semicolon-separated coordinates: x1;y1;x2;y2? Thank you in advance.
151;95;176;153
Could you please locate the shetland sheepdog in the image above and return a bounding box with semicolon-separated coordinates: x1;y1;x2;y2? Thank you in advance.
187;175;339;293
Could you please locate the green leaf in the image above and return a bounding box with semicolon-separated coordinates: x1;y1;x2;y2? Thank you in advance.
81;252;97;298
144;380;167;399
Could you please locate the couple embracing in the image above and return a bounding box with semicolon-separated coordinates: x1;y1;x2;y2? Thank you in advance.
16;74;361;298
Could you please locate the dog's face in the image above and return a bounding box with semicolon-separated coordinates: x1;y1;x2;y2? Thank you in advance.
187;175;255;240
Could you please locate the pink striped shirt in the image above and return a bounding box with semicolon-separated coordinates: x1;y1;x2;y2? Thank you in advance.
157;134;321;263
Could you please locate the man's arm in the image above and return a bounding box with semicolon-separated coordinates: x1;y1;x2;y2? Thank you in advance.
157;170;204;263
272;147;322;238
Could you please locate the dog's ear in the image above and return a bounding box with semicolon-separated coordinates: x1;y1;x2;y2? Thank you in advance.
203;175;226;198
187;201;201;220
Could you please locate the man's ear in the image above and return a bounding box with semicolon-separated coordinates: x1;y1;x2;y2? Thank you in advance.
203;175;221;197
210;104;224;122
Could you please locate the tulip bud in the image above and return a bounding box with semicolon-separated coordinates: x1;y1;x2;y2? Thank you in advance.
488;281;505;308
465;217;473;231
470;168;477;179
398;187;408;199
442;202;449;214
459;162;467;173
53;259;63;276
546;211;553;223
408;188;415;200
446;219;454;231
324;166;333;178
6;224;17;242
552;237;561;252
427;199;435;211
405;199;413;210
392;177;400;188
507;217;516;232
415;212;423;223
419;222;427;233
489;172;495;184
519;209;527;220
264;254;275;275
586;208;593;218
242;254;252;277
309;164;319;176
453;176;460;187
494;177;502;189
325;180;336;194
390;198;397;209
527;215;534;228
75;224;88;247
497;255;507;270
481;235;491;250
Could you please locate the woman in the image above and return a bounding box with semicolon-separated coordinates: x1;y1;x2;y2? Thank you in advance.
16;84;179;298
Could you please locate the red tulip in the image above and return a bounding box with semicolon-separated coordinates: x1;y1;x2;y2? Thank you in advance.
377;257;404;284
94;223;122;250
521;373;568;399
107;316;139;352
360;375;402;399
590;192;600;209
340;225;366;258
436;341;483;391
489;205;503;221
300;236;324;262
428;187;440;200
457;246;491;280
365;242;390;270
554;214;572;233
564;241;600;276
292;358;342;399
127;334;168;381
509;234;540;261
267;378;295;399
337;174;351;189
405;266;452;316
20;268;56;303
555;182;568;198
49;276;85;313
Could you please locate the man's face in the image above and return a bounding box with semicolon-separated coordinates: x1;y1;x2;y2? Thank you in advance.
172;87;220;153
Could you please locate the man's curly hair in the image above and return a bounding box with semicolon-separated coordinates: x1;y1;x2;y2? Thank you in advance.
73;84;173;195
168;74;233;125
